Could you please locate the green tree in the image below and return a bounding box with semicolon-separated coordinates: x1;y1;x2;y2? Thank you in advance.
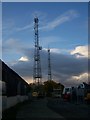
44;80;64;97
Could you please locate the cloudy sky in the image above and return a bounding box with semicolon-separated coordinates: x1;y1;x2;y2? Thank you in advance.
1;0;89;2
2;2;89;87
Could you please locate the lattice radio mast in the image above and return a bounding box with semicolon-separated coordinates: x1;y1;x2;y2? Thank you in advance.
48;48;52;81
33;17;42;85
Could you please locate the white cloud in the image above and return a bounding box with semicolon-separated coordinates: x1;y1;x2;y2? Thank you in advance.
70;45;88;58
16;24;33;31
10;47;88;86
50;48;61;53
15;10;78;32
2;38;23;58
72;72;88;83
4;38;18;46
43;47;71;54
43;48;61;54
3;38;33;53
40;10;78;31
64;72;88;87
19;56;29;62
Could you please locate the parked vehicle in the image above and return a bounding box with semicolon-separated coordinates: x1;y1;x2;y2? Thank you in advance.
62;87;72;101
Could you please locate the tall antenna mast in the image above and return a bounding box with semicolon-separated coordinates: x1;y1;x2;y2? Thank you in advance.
48;48;52;81
33;17;42;86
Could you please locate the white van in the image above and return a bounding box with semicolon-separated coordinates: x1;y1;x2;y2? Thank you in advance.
62;87;72;101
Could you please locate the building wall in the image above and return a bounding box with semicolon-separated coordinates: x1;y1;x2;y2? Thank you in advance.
1;60;30;111
2;95;28;110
